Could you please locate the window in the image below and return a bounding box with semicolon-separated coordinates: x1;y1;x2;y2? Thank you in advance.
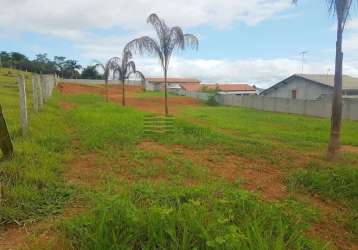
291;89;297;99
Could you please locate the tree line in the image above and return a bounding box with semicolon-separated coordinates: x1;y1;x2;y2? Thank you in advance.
0;51;102;79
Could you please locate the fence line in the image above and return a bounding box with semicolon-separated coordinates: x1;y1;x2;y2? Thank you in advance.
174;90;358;121
15;74;57;136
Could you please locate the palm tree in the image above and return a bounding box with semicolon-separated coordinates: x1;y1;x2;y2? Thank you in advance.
111;50;145;106
293;0;356;159
95;58;120;102
0;104;13;160
125;13;199;116
63;60;82;79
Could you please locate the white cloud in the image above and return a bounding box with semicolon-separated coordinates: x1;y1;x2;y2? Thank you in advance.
0;0;293;38
130;56;340;88
346;18;358;31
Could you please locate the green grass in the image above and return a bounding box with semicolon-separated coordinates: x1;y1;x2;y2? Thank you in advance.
0;68;35;136
57;94;347;249
180;106;358;148
63;94;145;150
289;164;358;238
1;78;358;248
64;183;326;250
290;165;358;202
0;93;72;224
0;68;72;224
135;90;178;98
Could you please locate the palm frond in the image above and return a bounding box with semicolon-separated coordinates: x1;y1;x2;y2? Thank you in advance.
169;27;185;50
126;36;164;65
128;70;146;86
125;61;136;77
147;13;170;46
184;34;199;50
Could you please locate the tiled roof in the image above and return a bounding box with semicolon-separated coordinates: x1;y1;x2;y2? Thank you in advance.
180;84;203;92
180;83;256;92
146;77;201;84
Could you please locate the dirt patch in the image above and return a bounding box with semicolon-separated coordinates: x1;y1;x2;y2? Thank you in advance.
137;141;287;201
65;153;105;187
295;192;356;250
342;145;358;155
0;205;84;250
58;83;104;95
59;101;77;111
58;83;200;115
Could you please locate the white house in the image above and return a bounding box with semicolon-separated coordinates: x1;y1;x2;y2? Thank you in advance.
261;74;358;100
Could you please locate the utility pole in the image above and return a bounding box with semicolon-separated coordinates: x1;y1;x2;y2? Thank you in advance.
299;51;308;74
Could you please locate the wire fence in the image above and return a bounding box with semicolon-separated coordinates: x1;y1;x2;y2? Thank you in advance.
0;70;58;138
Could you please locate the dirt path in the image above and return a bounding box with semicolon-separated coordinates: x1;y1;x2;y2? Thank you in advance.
58;83;200;115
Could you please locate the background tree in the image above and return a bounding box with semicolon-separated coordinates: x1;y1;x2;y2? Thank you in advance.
54;56;67;77
126;13;198;116
95;58;120;102
293;0;356;159
112;50;145;106
63;60;82;78
81;65;102;79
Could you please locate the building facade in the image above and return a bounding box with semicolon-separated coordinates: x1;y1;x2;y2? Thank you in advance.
261;74;358;100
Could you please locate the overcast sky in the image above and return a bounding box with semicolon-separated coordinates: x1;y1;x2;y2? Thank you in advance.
1;0;358;87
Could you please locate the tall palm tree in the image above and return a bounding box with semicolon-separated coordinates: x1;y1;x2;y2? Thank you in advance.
95;58;120;102
112;50;145;106
125;13;199;116
293;0;356;159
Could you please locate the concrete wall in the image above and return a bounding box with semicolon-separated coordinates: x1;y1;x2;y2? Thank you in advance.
218;94;358;121
264;77;333;100
176;90;211;101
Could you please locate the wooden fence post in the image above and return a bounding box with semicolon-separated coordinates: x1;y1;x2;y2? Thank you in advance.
37;75;44;110
32;76;39;112
18;75;28;136
40;74;48;103
0;105;13;160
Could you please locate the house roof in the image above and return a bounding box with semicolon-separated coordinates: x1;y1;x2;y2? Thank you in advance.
180;84;203;92
146;77;201;84
262;74;358;95
298;74;358;90
180;83;256;92
215;84;256;92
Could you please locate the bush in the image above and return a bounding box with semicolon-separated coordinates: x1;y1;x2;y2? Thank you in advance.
206;94;219;106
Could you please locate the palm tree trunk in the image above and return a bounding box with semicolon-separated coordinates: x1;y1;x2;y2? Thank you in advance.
327;20;344;160
105;79;109;102
122;79;126;106
0;105;13;160
164;69;169;117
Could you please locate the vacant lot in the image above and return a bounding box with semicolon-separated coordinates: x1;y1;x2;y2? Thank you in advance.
0;79;357;249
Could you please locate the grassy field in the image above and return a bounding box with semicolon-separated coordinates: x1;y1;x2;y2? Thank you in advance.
0;71;357;249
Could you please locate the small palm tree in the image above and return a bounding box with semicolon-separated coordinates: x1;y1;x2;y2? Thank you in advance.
293;0;357;159
111;50;145;106
125;13;199;116
95;58;120;102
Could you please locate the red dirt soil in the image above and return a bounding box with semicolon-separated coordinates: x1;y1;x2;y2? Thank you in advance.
58;83;200;115
138;141;287;201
